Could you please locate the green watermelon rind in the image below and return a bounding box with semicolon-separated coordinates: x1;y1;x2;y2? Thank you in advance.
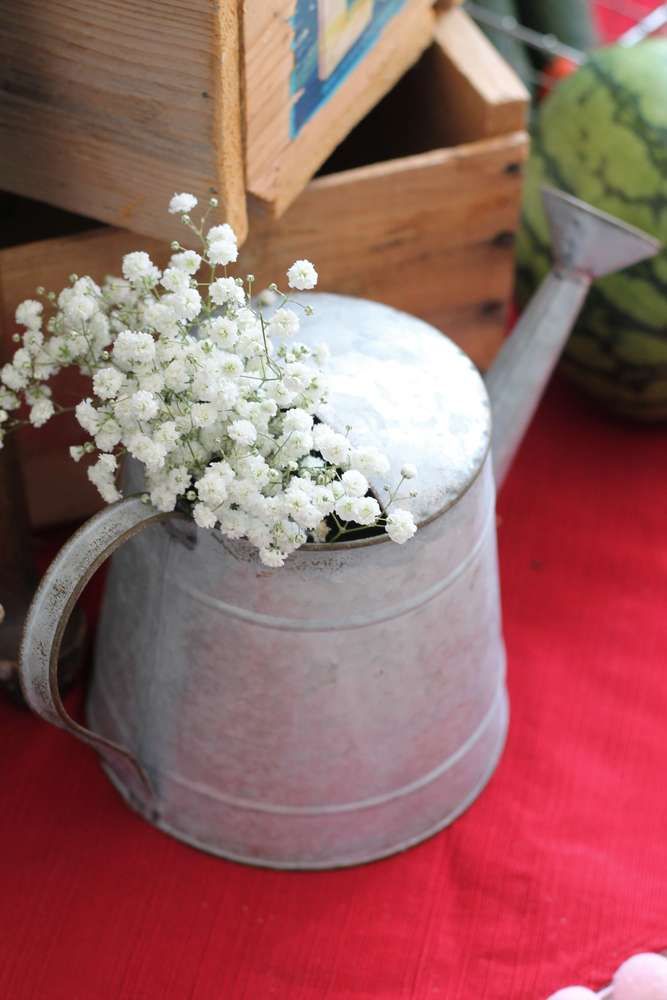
517;40;667;420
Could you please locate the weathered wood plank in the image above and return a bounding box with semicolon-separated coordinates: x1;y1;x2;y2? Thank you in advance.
431;7;529;141
242;132;528;358
0;1;247;243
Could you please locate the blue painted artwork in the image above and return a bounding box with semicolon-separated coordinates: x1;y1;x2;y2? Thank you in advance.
291;0;407;138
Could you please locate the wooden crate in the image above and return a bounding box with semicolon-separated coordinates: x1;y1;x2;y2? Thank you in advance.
0;0;436;241
245;7;528;366
244;0;436;216
0;8;528;528
0;1;247;244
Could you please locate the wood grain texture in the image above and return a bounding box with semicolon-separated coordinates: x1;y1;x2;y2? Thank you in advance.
0;1;247;243
243;132;528;369
432;8;529;141
244;0;436;214
0;5;528;526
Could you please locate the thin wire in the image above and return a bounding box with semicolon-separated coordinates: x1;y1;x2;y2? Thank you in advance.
463;1;587;62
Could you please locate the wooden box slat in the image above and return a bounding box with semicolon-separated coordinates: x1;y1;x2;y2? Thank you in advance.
0;1;247;243
244;0;436;216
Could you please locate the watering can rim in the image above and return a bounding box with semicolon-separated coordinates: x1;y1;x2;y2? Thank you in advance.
281;291;492;528
208;443;490;558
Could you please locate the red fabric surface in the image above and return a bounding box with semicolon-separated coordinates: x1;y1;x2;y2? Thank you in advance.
2;377;667;1000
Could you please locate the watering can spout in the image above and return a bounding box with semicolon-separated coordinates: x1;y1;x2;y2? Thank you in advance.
485;187;661;488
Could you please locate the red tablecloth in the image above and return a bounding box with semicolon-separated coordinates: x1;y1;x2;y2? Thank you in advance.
2;377;667;1000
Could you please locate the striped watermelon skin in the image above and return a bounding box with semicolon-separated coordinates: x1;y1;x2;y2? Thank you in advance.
516;40;667;420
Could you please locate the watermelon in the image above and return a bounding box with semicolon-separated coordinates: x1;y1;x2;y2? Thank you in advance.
516;41;667;420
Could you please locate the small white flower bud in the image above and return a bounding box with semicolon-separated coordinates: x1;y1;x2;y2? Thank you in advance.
12;333;20;343
401;463;417;480
84;441;95;453
69;273;78;283
209;196;219;208
170;241;180;251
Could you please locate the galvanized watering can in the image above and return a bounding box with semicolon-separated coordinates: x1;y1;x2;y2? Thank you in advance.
19;190;660;868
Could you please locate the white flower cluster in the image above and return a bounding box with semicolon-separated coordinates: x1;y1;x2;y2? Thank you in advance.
0;193;417;565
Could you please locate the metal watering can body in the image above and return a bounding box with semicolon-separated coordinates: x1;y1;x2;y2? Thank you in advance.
89;452;504;868
19;190;660;869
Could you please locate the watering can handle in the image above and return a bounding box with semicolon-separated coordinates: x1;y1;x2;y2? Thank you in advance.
19;495;184;798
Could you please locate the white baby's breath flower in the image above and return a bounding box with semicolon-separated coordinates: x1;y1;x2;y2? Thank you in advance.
95;418;122;452
352;496;381;526
129;390;159;421
258;547;285;568
0;388;19;411
191;402;217;429
401;463;417;480
88;453;121;504
162;288;201;322
193;502;217;529
2;191;417;566
16;299;43;329
207;239;238;266
1;363;27;392
228;419;257;447
75;398;100;435
257;287;279;307
349;446;390;478
341;469;368;498
164;357;191;393
149;484;178;512
209;277;245;308
169;192;198;215
313;426;351;467
203;316;238;349
154;420;180;449
287;259;318;291
207;223;237;245
142;301;180;337
268;307;299;339
122;251;161;287
29;398;55;428
170;250;202;274
386;509;417;544
23;328;44;355
334;496;357;521
127;433;167;470
283;408;313;433
161;267;191;294
93;367;124;400
112;330;156;371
